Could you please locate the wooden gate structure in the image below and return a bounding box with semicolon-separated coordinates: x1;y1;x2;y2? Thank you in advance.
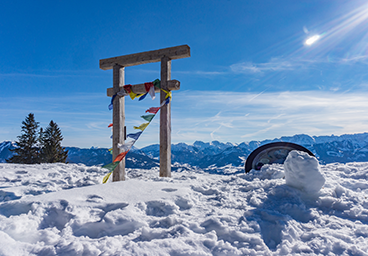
100;45;190;181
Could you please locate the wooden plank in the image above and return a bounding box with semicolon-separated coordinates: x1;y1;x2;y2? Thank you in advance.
100;45;190;70
160;56;171;177
112;64;126;181
106;80;180;97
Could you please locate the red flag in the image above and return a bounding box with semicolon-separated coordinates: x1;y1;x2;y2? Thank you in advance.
123;84;132;93
145;107;160;114
144;82;154;92
113;151;128;163
108;123;113;127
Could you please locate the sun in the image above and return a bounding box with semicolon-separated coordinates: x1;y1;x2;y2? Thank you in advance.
304;35;321;46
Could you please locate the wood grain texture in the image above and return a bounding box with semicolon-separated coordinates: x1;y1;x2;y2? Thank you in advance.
159;56;171;177
100;45;190;70
112;64;126;181
106;80;180;97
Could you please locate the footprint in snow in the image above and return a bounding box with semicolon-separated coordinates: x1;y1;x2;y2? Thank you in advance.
162;188;177;192
86;194;104;203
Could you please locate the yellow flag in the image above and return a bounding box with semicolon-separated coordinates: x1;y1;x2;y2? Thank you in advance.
161;89;172;99
130;91;144;100
134;122;149;131
102;171;113;184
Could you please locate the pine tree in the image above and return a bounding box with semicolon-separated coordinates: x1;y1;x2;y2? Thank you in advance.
39;120;68;163
7;113;40;164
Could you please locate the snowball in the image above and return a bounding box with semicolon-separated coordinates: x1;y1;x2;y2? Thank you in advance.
284;150;325;194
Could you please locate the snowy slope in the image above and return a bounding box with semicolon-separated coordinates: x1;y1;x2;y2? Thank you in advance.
0;157;367;255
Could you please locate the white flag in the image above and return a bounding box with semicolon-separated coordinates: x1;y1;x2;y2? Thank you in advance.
148;85;155;100
117;140;135;151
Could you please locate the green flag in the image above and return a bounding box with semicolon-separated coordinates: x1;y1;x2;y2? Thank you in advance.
153;79;160;89
102;161;120;172
141;114;155;122
102;161;120;183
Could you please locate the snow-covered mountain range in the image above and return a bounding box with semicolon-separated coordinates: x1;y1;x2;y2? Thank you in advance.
2;132;368;168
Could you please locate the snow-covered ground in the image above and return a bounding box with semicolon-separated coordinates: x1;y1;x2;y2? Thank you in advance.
0;151;368;255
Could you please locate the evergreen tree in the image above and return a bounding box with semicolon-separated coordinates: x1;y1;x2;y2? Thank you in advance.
39;120;68;163
7;113;40;164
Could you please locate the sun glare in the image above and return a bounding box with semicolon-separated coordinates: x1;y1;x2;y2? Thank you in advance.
305;35;321;46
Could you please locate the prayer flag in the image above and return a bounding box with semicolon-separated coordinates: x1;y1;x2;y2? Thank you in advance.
109;94;117;110
118;140;135;151
123;84;132;93
117;89;129;97
145;82;153;92
161;89;172;99
130;91;137;100
127;131;142;140
113;151;128;162
101;161;121;183
130;91;144;100
146;107;160;114
139;93;148;101
141;114;155;122
134;123;149;131
160;97;170;107
102;171;113;184
148;85;155;100
102;161;119;172
108;123;113;128
153;79;160;89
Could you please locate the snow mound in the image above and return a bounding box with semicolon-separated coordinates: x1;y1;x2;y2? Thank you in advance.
284;150;325;194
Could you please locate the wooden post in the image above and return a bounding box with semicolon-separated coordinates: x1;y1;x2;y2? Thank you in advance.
160;56;171;177
112;64;125;181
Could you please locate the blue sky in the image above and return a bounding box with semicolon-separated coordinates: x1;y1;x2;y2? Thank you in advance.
1;0;368;148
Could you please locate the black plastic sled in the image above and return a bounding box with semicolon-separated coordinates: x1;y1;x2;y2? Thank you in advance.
244;142;315;173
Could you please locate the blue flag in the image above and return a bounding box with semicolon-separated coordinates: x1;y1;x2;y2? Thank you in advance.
109;94;117;110
139;93;148;101
127;131;142;140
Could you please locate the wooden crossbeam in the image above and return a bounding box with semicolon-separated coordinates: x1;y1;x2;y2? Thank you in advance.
99;45;190;70
106;80;180;97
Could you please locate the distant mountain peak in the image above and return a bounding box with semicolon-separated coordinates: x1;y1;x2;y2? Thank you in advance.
2;132;368;167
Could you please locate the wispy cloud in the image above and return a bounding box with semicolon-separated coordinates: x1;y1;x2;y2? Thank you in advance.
3;90;368;148
230;58;299;74
175;70;227;76
114;53;368;80
170;90;368;145
340;55;368;64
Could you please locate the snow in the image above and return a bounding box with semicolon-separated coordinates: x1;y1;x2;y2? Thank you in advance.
0;156;368;255
284;150;325;194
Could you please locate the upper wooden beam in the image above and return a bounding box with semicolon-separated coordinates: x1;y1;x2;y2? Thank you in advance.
99;45;190;70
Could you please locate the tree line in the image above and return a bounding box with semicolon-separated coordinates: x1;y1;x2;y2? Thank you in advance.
7;113;68;164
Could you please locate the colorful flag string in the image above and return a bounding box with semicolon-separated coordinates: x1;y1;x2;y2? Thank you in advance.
109;79;161;110
102;79;171;183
